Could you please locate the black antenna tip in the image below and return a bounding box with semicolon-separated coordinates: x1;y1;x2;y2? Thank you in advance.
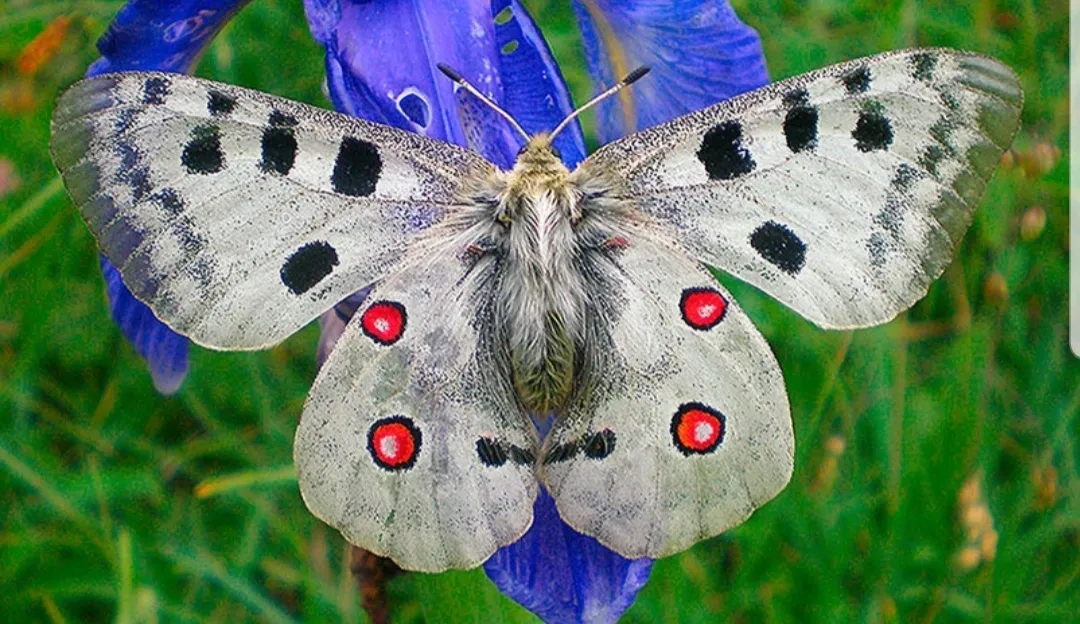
623;66;651;86
437;63;464;83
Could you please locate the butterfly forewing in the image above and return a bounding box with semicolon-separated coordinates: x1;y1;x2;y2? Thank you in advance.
539;230;793;559
581;49;1022;329
51;71;493;349
294;248;539;572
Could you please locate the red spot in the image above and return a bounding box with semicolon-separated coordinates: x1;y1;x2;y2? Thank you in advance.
671;403;725;455
603;236;629;249
679;287;727;330
368;416;421;470
360;300;406;345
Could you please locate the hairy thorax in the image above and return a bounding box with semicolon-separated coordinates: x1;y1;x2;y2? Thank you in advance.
450;136;632;414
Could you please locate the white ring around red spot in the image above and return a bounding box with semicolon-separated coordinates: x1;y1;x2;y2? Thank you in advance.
360;300;406;345
679;287;728;330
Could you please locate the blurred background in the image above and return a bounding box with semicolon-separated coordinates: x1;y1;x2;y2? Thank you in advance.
0;0;1073;622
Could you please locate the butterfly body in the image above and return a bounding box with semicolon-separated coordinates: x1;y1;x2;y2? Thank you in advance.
51;49;1022;572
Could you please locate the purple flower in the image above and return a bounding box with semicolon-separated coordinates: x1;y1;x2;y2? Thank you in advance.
88;0;767;620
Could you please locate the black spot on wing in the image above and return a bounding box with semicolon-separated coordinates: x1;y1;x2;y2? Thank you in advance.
476;437;508;467
115;108;138;133
697;120;755;180
142;76;169;105
260;110;299;175
174;217;208;259
509;445;535;466
893;163;920;190
919;144;947;177
152;188;184;215
852;109;893;152
840;65;872;94
583;429;616;460
873;195;905;241
867;231;888;268
940;91;961;112
182;124;225;174
207;90;237;117
911;52;937;82
115;143;151;202
782;89;818;153
280;241;339;295
782;88;810;108
749;220;806;275
332;137;382;197
127;167;151;202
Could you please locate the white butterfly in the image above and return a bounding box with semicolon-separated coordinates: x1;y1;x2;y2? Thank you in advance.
51;48;1022;572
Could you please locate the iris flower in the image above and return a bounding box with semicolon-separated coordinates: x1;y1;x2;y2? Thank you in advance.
84;0;768;620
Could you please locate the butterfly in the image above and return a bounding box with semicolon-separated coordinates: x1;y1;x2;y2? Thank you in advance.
50;48;1022;572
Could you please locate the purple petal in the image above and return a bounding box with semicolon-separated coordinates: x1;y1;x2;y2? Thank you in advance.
490;0;587;167
100;257;188;395
315;288;371;369
485;489;653;623
302;0;584;169
90;0;251;76
573;0;769;143
86;1;249;392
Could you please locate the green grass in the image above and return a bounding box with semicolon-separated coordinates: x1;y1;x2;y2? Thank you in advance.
0;0;1074;622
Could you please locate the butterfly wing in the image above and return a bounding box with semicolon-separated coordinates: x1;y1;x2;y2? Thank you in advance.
294;245;539;572
539;229;792;559
51;72;493;349
580;48;1022;329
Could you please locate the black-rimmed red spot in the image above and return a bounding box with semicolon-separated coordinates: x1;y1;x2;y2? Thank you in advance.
680;287;728;330
360;301;407;345
367;416;421;471
671;403;726;455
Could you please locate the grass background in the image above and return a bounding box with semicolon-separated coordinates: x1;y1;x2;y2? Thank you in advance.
0;0;1074;621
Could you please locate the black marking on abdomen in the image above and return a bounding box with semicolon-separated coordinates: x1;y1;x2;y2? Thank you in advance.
260;111;299;175
332;137;381;197
281;241;339;295
750;220;807;275
583;429;616;460
182;124;225;174
840;65;872;94
208;90;237;117
143;76;169;105
697;120;755;180
782;89;818;153
852;109;893;152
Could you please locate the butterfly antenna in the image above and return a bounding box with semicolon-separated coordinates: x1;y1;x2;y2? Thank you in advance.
437;63;530;142
549;66;650;142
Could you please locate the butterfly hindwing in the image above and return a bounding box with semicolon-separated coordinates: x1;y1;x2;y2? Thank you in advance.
293;247;539;572
539;229;793;559
581;49;1022;329
51;71;493;349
